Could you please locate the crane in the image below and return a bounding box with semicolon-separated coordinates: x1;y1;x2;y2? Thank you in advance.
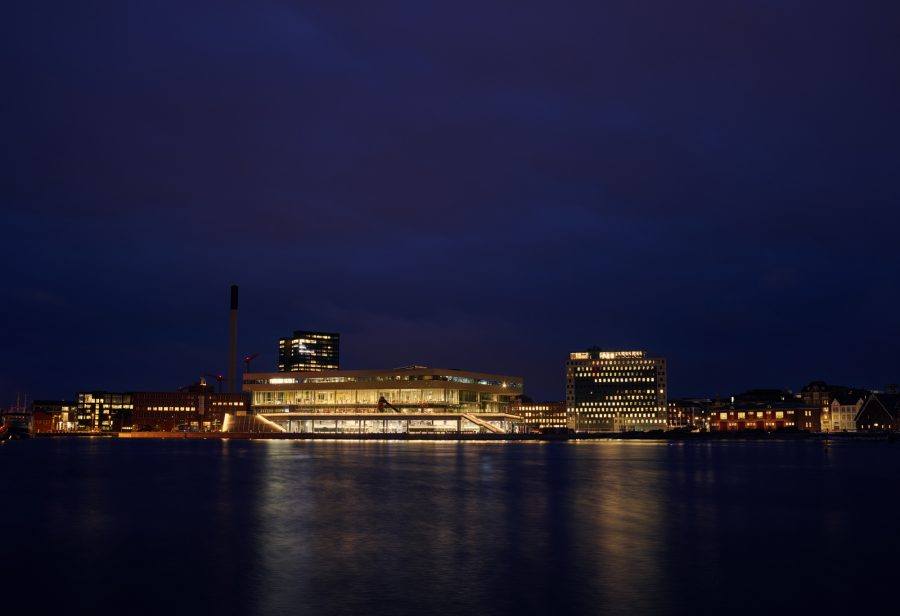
203;373;224;393
243;353;260;374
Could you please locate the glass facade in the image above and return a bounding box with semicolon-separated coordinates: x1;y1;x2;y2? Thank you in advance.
251;387;511;414
266;415;520;435
75;392;133;432
278;330;340;371
243;366;525;433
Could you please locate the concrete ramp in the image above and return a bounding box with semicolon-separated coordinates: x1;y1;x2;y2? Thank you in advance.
222;413;286;433
462;414;504;434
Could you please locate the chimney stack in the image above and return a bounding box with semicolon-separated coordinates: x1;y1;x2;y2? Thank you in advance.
227;285;238;393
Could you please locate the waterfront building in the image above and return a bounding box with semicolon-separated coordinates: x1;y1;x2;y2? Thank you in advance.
802;382;869;432
242;366;524;434
822;393;866;433
800;381;833;407
131;385;248;432
278;330;340;371
667;398;709;431
31;400;76;433
566;349;667;432
709;402;821;432
509;401;568;432
75;392;133;432
855;393;900;431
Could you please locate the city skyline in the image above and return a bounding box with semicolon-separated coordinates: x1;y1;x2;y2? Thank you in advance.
1;281;896;402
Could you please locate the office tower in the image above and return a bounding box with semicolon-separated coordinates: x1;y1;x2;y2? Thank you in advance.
566;349;667;432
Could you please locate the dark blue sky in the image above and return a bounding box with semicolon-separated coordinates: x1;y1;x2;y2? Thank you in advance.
3;1;899;402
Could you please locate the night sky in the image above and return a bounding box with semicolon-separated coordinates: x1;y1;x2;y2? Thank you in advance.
3;1;899;403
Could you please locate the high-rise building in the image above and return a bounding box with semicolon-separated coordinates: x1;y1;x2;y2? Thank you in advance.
278;330;340;372
566;349;667;432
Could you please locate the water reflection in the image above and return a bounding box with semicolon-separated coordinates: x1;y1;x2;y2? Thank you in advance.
247;442;670;614
3;439;900;615
570;443;667;613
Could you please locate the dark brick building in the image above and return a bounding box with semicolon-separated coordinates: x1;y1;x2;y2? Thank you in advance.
855;393;900;431
131;385;248;432
710;402;821;432
31;400;75;433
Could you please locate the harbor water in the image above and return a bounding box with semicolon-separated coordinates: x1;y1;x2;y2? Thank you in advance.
2;438;898;615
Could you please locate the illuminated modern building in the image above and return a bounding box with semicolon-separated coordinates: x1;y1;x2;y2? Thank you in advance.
509;401;568;432
242;366;524;434
75;392;133;432
709;403;821;432
566;349;667;432
278;330;340;371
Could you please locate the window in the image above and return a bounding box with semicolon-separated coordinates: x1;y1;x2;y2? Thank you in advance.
422;389;444;403
378;390;399;403
356;390;377;404
399;390;421;404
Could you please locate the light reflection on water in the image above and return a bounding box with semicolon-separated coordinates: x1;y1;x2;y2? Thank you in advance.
2;439;898;615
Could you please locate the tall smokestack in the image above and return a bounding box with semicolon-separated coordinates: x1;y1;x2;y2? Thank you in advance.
227;285;238;393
